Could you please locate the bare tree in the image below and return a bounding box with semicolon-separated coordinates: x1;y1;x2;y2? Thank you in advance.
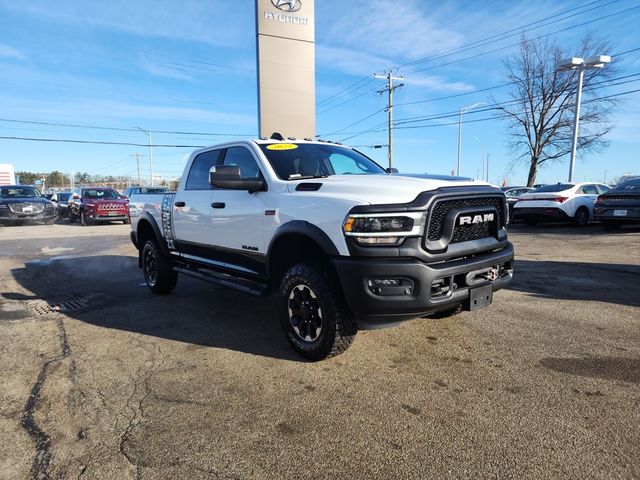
496;35;617;186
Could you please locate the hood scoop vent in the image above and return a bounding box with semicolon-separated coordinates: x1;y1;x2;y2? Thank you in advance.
295;183;323;192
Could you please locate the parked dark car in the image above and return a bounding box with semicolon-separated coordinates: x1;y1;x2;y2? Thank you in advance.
502;186;536;221
594;178;640;229
68;187;129;225
0;185;55;225
50;192;72;220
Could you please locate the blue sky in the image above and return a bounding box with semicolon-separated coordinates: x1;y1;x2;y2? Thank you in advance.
0;0;638;185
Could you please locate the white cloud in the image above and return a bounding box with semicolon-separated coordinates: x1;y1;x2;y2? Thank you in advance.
318;0;464;61
1;0;252;47
0;43;26;60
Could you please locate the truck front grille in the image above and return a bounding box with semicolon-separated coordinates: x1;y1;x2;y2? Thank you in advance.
426;196;506;246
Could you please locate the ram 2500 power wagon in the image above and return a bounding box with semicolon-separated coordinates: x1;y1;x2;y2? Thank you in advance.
131;139;514;360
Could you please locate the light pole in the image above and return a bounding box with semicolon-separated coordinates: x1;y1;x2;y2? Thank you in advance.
556;55;611;183
457;103;486;176
473;136;487;181
135;127;154;186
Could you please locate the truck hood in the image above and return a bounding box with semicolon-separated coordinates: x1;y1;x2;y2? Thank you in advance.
288;174;488;205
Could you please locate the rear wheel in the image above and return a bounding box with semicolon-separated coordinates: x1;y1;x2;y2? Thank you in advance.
279;263;357;361
142;239;178;294
572;207;589;227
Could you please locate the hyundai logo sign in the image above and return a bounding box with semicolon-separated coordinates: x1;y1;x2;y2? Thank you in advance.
271;0;302;13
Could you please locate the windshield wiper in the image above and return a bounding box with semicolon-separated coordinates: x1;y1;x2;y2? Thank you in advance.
287;174;330;180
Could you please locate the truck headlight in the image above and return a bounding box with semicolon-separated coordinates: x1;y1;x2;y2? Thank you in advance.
343;212;424;246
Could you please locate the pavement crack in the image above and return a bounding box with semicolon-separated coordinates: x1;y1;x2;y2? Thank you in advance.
20;319;70;480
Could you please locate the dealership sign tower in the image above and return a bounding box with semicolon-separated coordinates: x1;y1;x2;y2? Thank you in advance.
255;0;315;139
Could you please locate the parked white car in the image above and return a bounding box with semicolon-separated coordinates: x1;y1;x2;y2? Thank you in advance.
512;182;611;227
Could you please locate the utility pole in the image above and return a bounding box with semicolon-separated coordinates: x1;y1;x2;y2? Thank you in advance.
375;70;404;170
603;169;607;184
486;153;490;182
130;153;144;186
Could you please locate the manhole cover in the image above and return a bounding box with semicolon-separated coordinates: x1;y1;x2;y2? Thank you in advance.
25;294;109;317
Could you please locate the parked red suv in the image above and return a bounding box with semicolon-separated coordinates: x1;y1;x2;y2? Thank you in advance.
68;187;130;225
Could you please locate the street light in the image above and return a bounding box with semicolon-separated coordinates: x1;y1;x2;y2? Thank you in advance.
473;136;487;181
135;126;154;186
556;55;611;182
457;102;486;176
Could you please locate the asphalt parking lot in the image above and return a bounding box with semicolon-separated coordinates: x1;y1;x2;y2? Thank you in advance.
1;222;639;479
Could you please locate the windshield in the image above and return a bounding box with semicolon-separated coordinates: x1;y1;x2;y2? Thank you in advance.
57;193;71;201
83;189;120;199
0;186;42;198
534;183;574;193
611;179;640;193
258;143;386;180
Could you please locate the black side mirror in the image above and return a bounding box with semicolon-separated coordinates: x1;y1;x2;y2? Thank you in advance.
209;165;266;193
386;167;399;174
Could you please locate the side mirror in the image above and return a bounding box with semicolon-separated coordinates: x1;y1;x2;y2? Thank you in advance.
209;165;265;192
121;195;128;200
386;167;399;174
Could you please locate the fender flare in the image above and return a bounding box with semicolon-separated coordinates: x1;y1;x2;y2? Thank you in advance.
136;212;171;257
267;220;340;258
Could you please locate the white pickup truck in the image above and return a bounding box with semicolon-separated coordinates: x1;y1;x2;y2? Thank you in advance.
131;138;514;360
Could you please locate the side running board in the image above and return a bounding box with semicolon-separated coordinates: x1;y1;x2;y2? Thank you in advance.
172;265;268;297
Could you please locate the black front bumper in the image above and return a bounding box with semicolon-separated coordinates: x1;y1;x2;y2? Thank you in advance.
333;243;514;327
0;209;55;223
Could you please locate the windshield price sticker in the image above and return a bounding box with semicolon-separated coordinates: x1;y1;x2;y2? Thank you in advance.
266;143;298;151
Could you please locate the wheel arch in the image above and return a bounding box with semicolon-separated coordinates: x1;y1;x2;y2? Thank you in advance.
136;213;170;267
267;221;340;292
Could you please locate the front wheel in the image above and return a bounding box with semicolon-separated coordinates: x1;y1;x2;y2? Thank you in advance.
80;210;90;226
142;239;178;294
279;263;357;361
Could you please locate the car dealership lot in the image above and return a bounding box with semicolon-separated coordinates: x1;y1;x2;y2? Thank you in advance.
1;224;639;479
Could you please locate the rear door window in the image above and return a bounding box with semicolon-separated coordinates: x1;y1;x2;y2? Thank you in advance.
579;184;598;195
185;149;223;190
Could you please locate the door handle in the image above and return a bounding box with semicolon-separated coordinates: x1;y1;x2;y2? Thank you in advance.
211;202;226;209
174;201;186;207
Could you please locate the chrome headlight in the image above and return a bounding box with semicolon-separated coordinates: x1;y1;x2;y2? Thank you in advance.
343;212;424;245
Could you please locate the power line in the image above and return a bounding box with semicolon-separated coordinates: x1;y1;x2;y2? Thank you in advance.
407;4;640;75
398;0;620;69
316;76;374;109
0;136;205;147
335;87;640;141
0;118;252;137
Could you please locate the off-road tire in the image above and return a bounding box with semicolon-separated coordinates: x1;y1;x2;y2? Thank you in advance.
142;239;178;294
279;263;357;361
68;211;76;223
572;207;589;227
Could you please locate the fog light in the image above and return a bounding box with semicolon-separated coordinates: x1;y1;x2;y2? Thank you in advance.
367;278;414;296
354;236;399;245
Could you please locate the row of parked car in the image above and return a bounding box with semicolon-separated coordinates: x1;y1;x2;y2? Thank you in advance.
1;179;638;229
503;178;640;228
0;185;131;225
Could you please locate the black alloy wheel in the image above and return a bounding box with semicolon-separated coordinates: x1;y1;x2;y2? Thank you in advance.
288;284;323;343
